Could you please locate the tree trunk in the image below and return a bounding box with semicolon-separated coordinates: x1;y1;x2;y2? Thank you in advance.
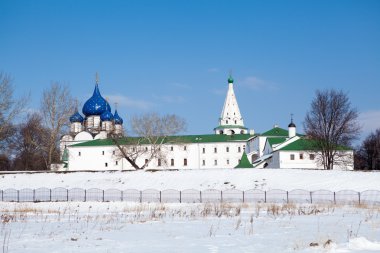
111;137;141;170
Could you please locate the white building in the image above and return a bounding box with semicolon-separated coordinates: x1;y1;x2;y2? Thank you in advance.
58;75;353;171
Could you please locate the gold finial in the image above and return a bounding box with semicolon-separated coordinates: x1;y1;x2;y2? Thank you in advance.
95;72;99;84
114;102;118;109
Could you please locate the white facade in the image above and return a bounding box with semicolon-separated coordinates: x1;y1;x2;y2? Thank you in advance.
67;140;248;171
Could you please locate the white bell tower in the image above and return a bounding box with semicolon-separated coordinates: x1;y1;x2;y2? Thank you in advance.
214;75;248;135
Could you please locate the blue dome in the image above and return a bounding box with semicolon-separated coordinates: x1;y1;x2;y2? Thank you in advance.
82;84;111;116
114;110;123;125
69;111;84;123
100;110;114;121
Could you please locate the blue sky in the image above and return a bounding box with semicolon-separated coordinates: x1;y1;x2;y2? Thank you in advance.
1;0;379;140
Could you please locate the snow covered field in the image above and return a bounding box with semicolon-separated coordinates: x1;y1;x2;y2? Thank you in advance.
1;201;380;253
1;169;380;191
1;170;380;252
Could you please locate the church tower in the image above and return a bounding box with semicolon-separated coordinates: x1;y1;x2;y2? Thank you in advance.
214;75;248;135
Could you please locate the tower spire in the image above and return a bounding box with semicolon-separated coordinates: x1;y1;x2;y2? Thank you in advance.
95;72;99;84
214;74;247;135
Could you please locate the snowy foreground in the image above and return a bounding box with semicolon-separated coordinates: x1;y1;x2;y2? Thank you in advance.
1;201;380;253
1;169;380;191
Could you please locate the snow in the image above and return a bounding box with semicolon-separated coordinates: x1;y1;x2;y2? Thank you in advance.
1;202;380;253
1;169;380;251
1;169;380;191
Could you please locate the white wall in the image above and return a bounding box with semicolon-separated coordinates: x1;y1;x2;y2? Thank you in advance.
67;141;248;171
267;150;354;170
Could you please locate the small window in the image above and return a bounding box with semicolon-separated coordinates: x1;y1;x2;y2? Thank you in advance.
202;160;205;166
171;159;174;166
214;147;217;153
171;146;173;151
227;159;229;165
290;154;295;160
145;147;148;151
184;146;187;151
102;151;105;155
158;159;161;167
112;150;115;155
214;160;218;166
238;147;241;153
132;147;136;152
78;152;81;156
309;154;315;160
115;161;118;165
226;147;229;152
145;159;148;165
226;120;228;124
184;158;188;166
202;148;205;154
235;120;237;124
105;163;108;167
299;153;304;160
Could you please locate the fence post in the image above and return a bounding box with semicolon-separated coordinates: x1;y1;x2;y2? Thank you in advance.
121;190;123;202
67;189;69;202
159;191;162;203
49;189;52;202
220;191;223;203
17;190;19;202
84;189;87;202
179;191;182;203
139;191;142;203
1;190;3;202
200;191;202;203
33;189;36;202
264;191;267;203
102;190;105;202
310;191;313;204
334;192;336;204
242;191;245;203
286;191;289;204
358;192;361;205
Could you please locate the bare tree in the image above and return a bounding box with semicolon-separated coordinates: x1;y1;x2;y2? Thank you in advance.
10;113;50;170
304;89;360;170
41;82;76;167
111;112;187;170
0;72;28;149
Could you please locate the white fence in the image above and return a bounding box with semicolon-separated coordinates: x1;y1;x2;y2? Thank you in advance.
1;188;380;205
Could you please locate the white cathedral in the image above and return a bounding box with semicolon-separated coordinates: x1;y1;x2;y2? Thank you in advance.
57;76;353;171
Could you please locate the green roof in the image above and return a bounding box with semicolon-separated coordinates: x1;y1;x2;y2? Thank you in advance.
71;134;252;147
235;152;254;169
267;137;287;146
261;127;289;137
279;138;351;151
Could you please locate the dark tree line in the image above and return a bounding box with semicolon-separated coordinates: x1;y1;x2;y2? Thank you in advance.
0;72;75;171
355;129;380;170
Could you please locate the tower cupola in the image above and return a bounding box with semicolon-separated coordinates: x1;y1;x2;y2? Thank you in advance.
82;78;110;117
288;114;296;138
